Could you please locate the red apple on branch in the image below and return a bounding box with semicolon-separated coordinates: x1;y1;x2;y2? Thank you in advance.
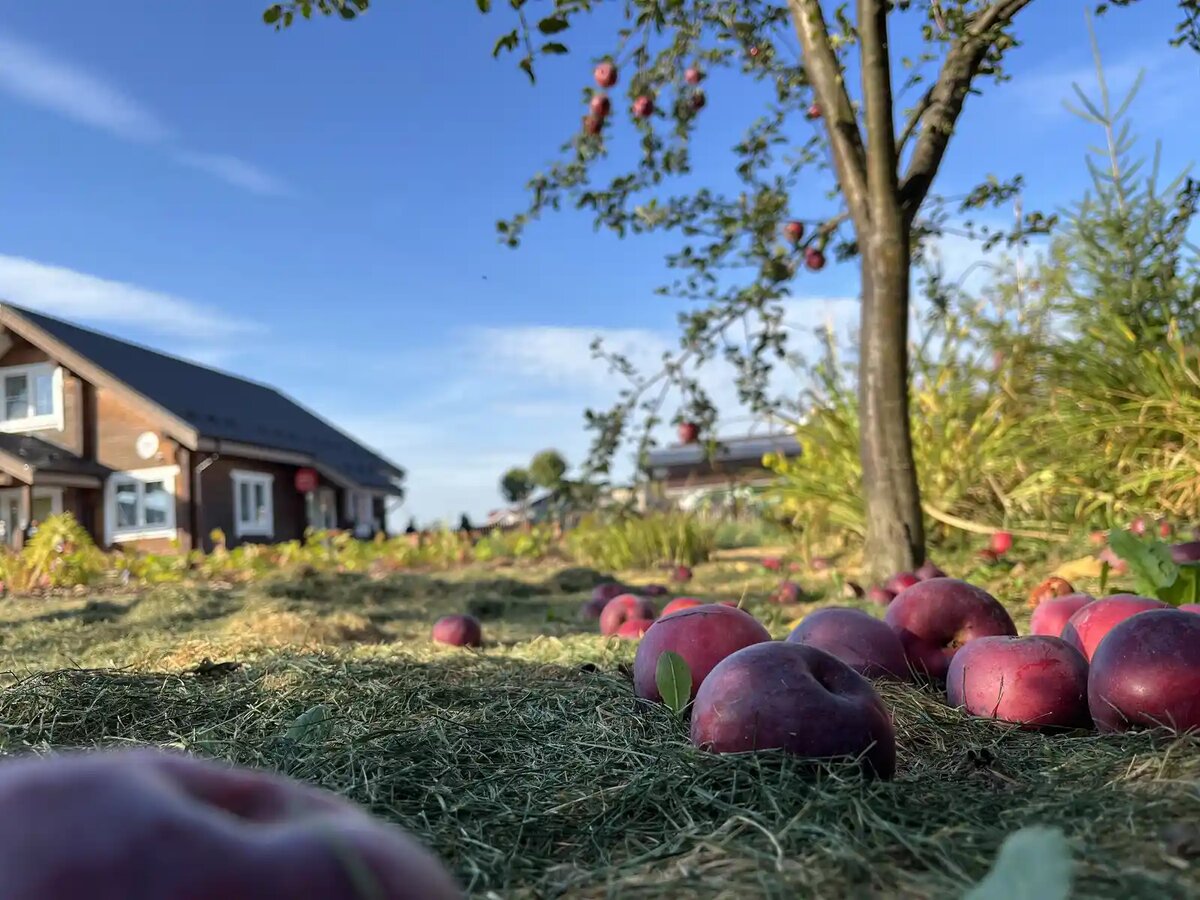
632;95;655;118
804;247;826;271
593;61;617;88
783;221;804;244
589;94;611;117
685;66;703;84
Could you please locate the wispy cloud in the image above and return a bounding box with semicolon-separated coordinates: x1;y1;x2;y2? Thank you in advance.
0;34;170;142
176;152;292;198
0;30;288;196
0;254;259;340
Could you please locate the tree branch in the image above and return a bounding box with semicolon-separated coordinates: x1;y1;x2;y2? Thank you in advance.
858;0;901;220
898;0;1036;222
788;0;871;228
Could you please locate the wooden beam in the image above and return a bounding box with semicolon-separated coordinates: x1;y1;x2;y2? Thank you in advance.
175;445;193;553
80;376;98;461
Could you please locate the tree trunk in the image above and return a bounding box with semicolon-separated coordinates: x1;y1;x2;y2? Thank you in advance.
858;222;925;578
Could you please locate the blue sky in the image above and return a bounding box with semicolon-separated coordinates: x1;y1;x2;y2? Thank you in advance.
0;2;1196;525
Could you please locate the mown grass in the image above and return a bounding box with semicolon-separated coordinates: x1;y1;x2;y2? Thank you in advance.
0;546;1194;898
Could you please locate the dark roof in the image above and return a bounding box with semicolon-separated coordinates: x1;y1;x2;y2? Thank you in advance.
5;304;403;491
645;433;802;469
0;434;110;477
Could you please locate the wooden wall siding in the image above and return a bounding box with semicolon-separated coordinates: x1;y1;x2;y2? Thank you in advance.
0;334;82;453
196;456;309;551
96;386;175;472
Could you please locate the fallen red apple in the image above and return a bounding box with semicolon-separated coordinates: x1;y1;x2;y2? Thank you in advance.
1180;604;1200;614
804;247;826;271
1027;576;1075;609
641;584;669;597
1170;541;1200;563
1089;530;1108;546
771;581;803;604
884;578;1017;682
946;635;1090;730
885;572;920;593
581;582;627;619
632;95;655;118
690;642;895;779
1029;593;1095;637
990;531;1014;555
599;594;657;635
616;618;654;639
671;565;693;583
1089;608;1200;733
1061;594;1168;661
662;597;704;616
806;102;821;119
593;61;618;88
868;586;896;607
787;607;910;680
589;94;611;117
432;615;482;648
1096;545;1129;574
915;560;947;581
1129;516;1147;536
717;600;740;608
783;221;804;244
1159;520;1174;538
762;557;782;572
633;604;771;703
0;748;461;900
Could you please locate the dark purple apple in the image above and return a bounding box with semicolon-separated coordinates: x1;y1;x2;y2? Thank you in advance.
946;635;1090;729
787;607;909;680
640;584;670;598
1029;593;1095;637
1180;604;1200;614
671;565;693;584
633;604;771;703
1061;595;1168;661
1089;608;1200;733
432;615;482;648
1170;541;1200;563
0;749;461;900
599;594;657;635
883;578;1017;682
771;580;803;604
690;642;895;779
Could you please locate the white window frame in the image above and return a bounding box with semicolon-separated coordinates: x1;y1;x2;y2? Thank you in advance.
105;466;179;544
232;470;274;538
0;363;63;433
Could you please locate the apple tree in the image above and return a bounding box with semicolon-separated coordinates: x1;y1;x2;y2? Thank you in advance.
264;0;1199;576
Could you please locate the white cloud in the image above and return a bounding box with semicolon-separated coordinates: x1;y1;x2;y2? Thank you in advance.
0;33;170;142
0;31;288;196
176;152;292;198
0;255;258;340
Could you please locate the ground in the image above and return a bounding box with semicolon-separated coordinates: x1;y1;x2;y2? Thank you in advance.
0;544;1195;898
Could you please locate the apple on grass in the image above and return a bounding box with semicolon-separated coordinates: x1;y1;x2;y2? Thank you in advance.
771;581;803;604
1060;595;1168;661
432;615;482;648
0;748;461;900
633;604;771;703
1170;540;1200;563
616;618;654;639
915;560;947;581
787;607;910;681
885;572;921;593
868;586;897;607
884;578;1017;682
662;597;704;616
1089;608;1200;733
1029;593;1095;637
990;531;1014;555
1027;576;1075;608
1180;604;1200;613
599;594;657;636
946;635;1090;730
671;565;693;584
690;642;895;779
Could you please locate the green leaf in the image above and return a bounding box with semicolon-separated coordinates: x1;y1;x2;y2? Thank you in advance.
541;42;568;54
1162;562;1200;606
263;5;282;24
285;703;333;744
537;14;570;34
1098;560;1111;595
1107;528;1178;598
492;30;518;58
655;650;692;715
519;56;535;83
476;0;491;10
964;826;1073;900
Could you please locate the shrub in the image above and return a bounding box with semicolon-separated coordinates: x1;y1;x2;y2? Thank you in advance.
567;513;715;570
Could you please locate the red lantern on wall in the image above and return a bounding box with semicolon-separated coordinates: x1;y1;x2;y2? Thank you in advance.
295;468;319;494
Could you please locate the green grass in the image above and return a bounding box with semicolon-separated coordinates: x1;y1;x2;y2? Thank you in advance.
0;547;1195;898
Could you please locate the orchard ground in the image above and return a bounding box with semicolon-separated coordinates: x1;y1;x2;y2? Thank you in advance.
0;541;1195;898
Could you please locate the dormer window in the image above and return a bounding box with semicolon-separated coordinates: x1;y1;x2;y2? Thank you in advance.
0;363;62;432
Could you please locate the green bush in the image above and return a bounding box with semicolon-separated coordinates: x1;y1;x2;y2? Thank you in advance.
567;513;715;570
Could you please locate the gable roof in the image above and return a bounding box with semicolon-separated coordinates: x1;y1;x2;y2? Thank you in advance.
0;303;403;492
645;432;802;469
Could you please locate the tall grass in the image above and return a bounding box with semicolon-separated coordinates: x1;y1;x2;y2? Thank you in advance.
567;513;716;569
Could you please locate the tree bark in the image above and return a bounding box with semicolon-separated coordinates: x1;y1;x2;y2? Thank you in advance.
859;225;924;576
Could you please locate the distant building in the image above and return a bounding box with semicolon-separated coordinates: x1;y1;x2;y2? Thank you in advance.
641;432;802;512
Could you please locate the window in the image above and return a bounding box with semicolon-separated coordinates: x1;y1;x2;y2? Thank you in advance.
232;470;274;538
0;363;62;432
107;467;178;543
